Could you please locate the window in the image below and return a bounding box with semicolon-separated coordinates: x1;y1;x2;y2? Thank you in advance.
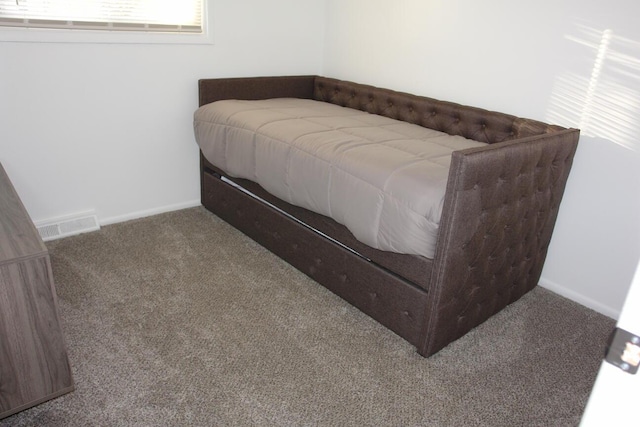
0;0;208;43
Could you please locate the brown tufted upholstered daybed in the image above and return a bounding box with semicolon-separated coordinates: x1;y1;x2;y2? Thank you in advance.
195;75;579;357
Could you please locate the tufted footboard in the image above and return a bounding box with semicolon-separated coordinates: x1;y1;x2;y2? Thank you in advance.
196;75;579;357
419;130;578;355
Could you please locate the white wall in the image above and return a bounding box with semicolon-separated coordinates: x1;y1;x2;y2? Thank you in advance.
0;0;326;225
323;0;640;318
2;0;637;318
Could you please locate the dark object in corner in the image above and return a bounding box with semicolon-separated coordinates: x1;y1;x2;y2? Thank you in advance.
0;163;74;419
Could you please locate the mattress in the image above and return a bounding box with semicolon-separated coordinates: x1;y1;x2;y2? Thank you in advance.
194;98;487;258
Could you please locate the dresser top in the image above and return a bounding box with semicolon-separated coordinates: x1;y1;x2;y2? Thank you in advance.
0;163;47;264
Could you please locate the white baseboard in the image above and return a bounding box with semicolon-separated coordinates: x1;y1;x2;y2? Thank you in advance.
100;199;201;226
539;277;619;320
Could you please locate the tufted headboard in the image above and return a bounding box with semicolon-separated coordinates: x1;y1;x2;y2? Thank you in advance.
198;75;565;144
313;77;563;144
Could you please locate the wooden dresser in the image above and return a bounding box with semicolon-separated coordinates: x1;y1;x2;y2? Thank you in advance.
0;163;74;419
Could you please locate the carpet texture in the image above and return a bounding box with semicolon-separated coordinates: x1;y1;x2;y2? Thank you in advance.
1;207;614;427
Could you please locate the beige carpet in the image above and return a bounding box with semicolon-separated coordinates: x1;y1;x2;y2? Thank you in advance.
1;207;614;427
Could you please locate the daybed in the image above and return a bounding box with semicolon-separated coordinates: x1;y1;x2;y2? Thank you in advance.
194;76;579;357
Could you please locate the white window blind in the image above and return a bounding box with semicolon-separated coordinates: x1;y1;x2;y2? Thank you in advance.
0;0;203;33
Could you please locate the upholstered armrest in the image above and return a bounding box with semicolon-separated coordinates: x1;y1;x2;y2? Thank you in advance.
198;75;316;107
418;128;579;356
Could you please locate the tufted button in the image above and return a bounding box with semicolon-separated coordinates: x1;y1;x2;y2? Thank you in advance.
431;110;437;116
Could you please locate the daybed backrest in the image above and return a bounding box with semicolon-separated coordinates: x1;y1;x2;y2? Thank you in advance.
313;77;564;144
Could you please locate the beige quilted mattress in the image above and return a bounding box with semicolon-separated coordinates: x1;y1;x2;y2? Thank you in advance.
194;98;486;258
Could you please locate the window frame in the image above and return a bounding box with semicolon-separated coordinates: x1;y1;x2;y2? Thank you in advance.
0;0;212;45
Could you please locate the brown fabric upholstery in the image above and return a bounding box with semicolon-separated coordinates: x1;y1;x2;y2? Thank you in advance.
201;169;429;344
419;130;579;355
313;77;563;143
199;75;315;106
197;75;579;357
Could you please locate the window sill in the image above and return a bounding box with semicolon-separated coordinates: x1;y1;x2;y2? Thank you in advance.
0;26;213;44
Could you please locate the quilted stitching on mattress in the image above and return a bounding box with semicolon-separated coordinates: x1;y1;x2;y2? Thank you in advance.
194;98;487;258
